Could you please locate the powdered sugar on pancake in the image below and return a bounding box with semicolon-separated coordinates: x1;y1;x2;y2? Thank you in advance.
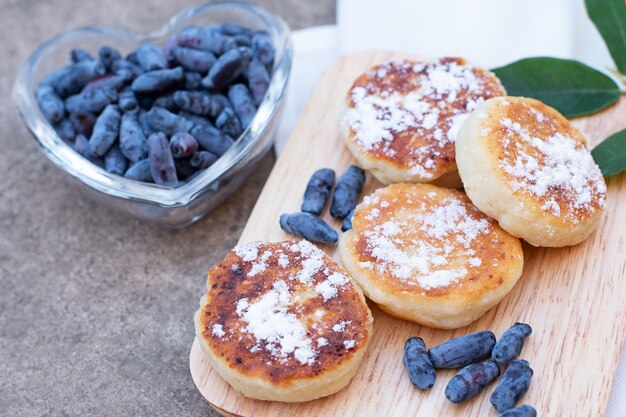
212;241;360;366
491;99;607;222
357;194;493;289
343;58;505;179
237;279;317;365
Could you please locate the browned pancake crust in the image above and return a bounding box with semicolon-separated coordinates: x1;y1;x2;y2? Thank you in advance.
344;58;506;179
197;241;371;386
349;184;521;302
478;97;606;223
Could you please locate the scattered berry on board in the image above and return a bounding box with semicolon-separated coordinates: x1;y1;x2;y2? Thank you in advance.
402;324;536;412
492;323;533;365
279;212;338;244
428;330;496;369
403;337;436;390
330;165;366;218
490;359;534;413
301;168;335;215
499;404;537;417
445;360;501;403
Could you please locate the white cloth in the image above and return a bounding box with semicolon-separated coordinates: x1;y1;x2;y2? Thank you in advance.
275;3;625;414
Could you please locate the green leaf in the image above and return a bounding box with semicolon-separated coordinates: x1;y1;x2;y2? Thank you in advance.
585;0;626;76
592;128;626;177
492;57;620;118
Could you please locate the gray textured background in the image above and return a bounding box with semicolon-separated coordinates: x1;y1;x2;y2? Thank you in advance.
0;1;334;416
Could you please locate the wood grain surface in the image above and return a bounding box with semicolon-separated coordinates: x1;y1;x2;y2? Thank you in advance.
190;51;626;416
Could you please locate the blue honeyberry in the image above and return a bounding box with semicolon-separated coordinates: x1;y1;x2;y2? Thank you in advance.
279;212;338;244
148;132;177;186
88;104;121;157
177;26;236;55
134;43;166;72
208;94;233;118
490;360;534;413
246;58;270;105
428;330;496;369
190;125;234;156
492;323;532;365
184;71;203;90
104;144;128;176
124;159;153;182
170;132;198;158
35;84;65;123
42;60;106;97
301;168;335;215
445;360;500;403
70;49;94;64
228;83;256;129
171;47;216;73
190;151;218;169
341;209;355;232
98;45;122;72
65;87;117;114
69;111;96;137
251;31;274;72
82;73;128;93
119;112;148;162
201;47;252;92
131;67;184;94
172;91;212;116
54;118;76;142
215;107;242;138
499;405;537;417
145;107;193;136
118;89;139;113
403;337;436;390
330;165;365;218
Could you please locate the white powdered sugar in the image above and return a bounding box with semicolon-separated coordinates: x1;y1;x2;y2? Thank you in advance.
498;115;606;220
333;320;351;333
346;86;416;150
315;272;350;301
420;199;490;246
212;324;225;338
343;59;500;175
234;243;258;262
248;250;272;276
227;241;359;365
343;340;356;349
469;258;482;267
237;280;316;365
236;298;249;315
360;197;492;289
277;253;289;268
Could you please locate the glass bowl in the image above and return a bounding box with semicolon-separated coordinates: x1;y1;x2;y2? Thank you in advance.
13;1;292;227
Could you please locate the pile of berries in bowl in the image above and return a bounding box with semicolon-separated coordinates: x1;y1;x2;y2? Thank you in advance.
14;2;292;227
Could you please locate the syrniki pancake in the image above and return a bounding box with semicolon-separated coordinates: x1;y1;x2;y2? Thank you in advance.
338;183;523;329
455;96;607;247
194;240;373;402
340;58;506;188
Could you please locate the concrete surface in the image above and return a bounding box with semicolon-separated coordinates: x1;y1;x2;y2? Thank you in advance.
0;1;335;416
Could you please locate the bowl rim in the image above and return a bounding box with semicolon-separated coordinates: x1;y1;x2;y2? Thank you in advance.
13;1;292;208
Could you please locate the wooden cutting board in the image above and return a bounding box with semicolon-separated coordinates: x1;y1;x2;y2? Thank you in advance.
190;51;626;416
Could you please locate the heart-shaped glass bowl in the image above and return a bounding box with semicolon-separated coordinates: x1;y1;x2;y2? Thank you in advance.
13;2;292;227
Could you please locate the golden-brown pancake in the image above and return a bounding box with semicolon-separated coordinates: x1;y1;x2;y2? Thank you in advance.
455;96;607;247
194;240;373;402
338;183;523;329
340;58;506;187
